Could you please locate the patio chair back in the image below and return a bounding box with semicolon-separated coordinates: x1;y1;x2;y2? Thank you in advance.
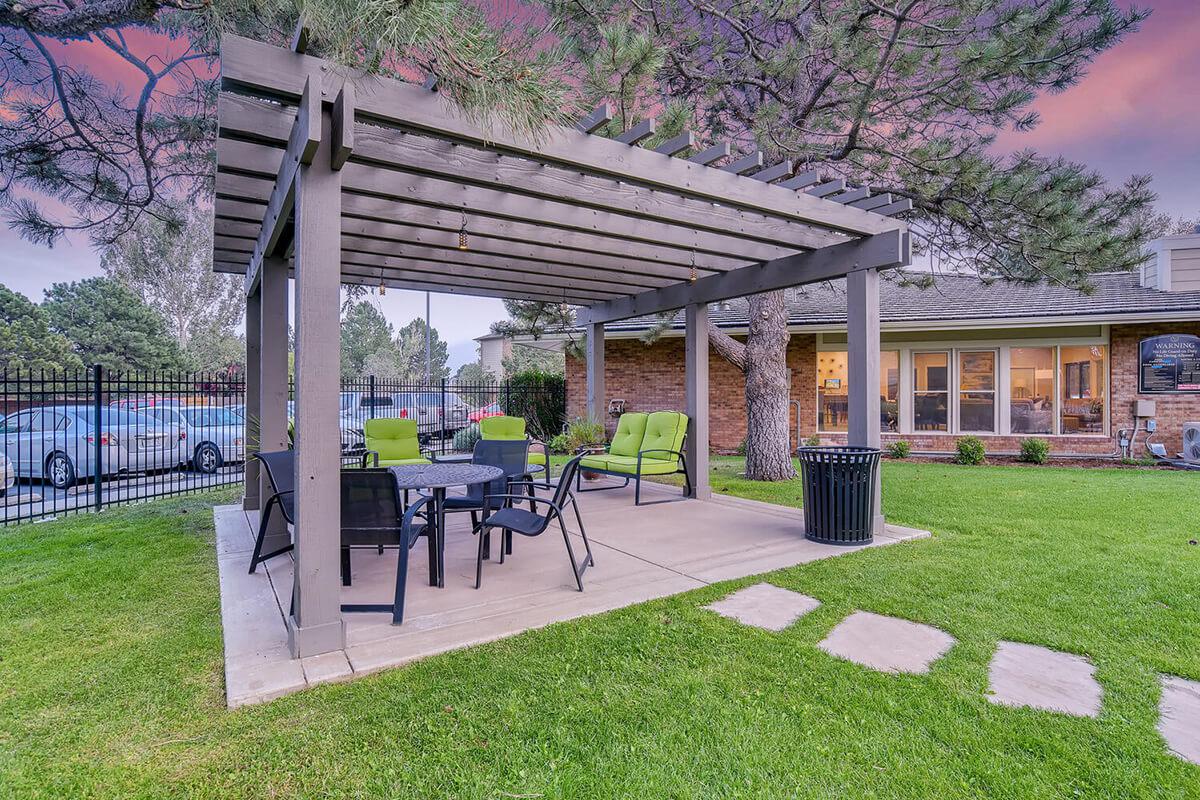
641;411;689;456
608;412;649;457
469;438;529;507
553;456;585;509
255;449;295;520
364;418;423;462
479;415;525;440
340;469;405;548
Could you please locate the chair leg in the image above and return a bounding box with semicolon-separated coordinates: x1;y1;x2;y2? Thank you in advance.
558;514;586;591
475;524;487;589
634;472;642;506
392;542;410;625
680;452;692;498
341;547;352;586
248;496;275;574
569;494;595;568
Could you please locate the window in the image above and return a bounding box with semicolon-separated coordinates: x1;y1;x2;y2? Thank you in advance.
958;351;996;432
1060;345;1107;434
1010;347;1055;434
817;351;900;433
817;352;848;432
881;351;900;432
913;352;949;431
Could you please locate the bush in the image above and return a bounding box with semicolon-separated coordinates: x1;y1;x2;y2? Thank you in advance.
955;435;986;465
735;437;747;456
453;423;481;453
803;434;822;447
1019;438;1050;464
502;370;567;442
886;440;911;459
564;417;607;452
547;432;570;455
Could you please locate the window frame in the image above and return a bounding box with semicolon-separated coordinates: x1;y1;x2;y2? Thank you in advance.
954;349;999;434
912;350;951;433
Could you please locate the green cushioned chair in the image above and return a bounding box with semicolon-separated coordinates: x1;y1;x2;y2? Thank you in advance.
578;411;691;505
479;415;550;485
361;418;432;468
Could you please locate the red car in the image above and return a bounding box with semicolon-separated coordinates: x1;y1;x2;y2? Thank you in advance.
468;402;503;423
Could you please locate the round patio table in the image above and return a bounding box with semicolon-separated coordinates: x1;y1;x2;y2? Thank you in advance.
389;463;504;589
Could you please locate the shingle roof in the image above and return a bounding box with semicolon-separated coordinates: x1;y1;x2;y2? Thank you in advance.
600;270;1200;333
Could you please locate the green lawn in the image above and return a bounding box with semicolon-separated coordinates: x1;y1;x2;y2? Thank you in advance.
1;461;1197;798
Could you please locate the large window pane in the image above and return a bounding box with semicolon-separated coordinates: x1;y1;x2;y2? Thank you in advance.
1061;345;1107;434
881;351;900;431
913;352;949;431
959;351;995;432
1010;347;1055;434
817;352;848;432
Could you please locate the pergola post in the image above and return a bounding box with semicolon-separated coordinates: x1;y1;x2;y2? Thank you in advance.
847;268;884;535
586;321;605;423
288;109;344;658
242;286;261;511
685;303;711;499
258;256;290;547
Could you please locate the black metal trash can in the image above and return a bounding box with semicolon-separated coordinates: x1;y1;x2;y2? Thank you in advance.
796;446;881;545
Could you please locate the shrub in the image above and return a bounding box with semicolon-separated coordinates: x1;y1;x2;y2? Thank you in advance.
453;423;481;453
564;417;606;452
955;435;986;465
886;440;911;459
803;434;822;447
548;432;570;454
502;370;567;442
735;437;747;456
1019;437;1050;464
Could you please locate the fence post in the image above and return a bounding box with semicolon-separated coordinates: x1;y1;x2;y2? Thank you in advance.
503;379;511;415
92;364;102;511
369;374;376;421
439;378;447;455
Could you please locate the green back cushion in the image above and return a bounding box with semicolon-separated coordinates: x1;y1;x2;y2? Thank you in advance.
480;415;525;440
608;413;648;457
640;411;688;458
364;418;421;461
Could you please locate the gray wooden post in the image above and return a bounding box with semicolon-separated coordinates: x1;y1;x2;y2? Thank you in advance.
243;286;261;511
847;268;884;535
288;111;345;658
586;321;605;423
685;303;711;500
258;255;290;548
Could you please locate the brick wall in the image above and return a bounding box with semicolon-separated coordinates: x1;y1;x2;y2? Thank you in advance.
565;322;1200;458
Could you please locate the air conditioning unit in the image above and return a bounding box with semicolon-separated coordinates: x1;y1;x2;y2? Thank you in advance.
1183;423;1200;464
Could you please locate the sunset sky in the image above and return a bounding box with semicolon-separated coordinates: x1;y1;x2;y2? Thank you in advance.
1;0;1196;369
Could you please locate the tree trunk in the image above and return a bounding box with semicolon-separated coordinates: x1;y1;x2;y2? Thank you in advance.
707;290;796;481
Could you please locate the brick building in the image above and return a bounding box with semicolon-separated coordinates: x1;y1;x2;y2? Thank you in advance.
563;233;1200;459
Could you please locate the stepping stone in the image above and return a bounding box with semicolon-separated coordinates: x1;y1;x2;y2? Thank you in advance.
986;641;1102;718
1159;675;1200;765
818;611;955;674
704;583;820;631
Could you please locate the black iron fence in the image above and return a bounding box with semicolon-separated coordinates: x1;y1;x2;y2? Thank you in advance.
0;367;566;525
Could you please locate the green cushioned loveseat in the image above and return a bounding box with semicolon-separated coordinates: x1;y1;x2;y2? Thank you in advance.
577;411;692;505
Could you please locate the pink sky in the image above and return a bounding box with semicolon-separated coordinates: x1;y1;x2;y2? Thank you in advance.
1;0;1196;363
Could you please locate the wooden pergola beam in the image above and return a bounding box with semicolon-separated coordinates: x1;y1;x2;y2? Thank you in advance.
576;230;910;325
576;103;613;133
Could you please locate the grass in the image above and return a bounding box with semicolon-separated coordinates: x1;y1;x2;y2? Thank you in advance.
1;461;1198;798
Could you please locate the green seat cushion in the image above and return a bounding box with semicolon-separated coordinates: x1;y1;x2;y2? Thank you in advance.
608;413;649;457
578;454;612;472
376;456;432;467
526;450;547;466
364;418;423;462
480;415;526;440
641;411;688;458
603;455;679;475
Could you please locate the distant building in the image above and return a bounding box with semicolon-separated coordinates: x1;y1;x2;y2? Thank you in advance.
475;332;511;379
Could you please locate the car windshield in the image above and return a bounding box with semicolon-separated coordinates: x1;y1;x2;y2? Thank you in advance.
94;409;161;427
361;396;392;408
411;393;442;406
184;408;240;427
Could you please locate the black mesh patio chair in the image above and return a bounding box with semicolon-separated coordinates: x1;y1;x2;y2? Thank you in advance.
440;438;530;561
248;450;295;574
338;468;432;625
474;456;593;591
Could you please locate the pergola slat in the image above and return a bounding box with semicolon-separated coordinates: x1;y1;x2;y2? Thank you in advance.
614;118;655;145
807;180;845;198
831;187;870;205
721;150;764;175
654;131;695;156
779;171;821;190
753;160;794;183
688;142;731;165
850;194;892;211
876;198;913;216
220;35;899;238
576;103;613;133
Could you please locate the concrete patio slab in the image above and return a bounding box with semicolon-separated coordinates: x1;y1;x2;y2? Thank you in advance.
1159;675;1200;765
986;641;1102;718
705;583;820;631
215;478;929;706
818;610;956;674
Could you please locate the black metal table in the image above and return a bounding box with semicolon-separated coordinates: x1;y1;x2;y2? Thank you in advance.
389;463;504;588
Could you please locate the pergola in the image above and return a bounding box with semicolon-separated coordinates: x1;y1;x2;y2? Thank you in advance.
215;33;912;659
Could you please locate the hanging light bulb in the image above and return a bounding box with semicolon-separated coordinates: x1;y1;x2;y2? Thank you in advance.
378;274;386;296
689;251;697;283
458;210;469;251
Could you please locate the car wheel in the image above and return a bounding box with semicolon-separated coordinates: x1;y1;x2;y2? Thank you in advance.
194;442;223;474
47;453;76;490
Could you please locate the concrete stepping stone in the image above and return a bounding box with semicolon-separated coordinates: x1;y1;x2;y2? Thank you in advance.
818;611;955;674
986;641;1102;718
1159;675;1200;765
704;583;820;631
